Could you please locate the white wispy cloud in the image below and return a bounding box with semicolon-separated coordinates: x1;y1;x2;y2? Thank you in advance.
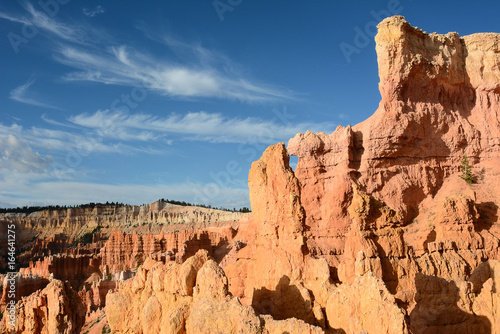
135;22;242;74
0;108;334;207
0;121;161;159
24;2;85;44
9;78;60;109
57;45;293;102
1;108;335;156
68;110;335;144
0;11;32;25
83;5;104;17
1;3;112;49
0;123;250;208
0;135;53;174
0;4;295;102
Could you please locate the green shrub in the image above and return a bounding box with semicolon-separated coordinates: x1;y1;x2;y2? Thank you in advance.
459;155;474;183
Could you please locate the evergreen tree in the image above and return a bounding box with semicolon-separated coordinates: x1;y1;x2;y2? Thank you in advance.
460;155;474;183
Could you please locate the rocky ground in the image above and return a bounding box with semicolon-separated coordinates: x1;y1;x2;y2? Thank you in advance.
1;15;500;334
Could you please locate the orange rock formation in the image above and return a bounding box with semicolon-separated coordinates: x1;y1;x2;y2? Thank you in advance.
226;15;500;333
0;279;86;333
0;204;247;333
105;250;324;333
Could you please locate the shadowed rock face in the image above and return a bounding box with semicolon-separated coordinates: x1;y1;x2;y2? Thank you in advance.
3;15;500;334
409;273;491;334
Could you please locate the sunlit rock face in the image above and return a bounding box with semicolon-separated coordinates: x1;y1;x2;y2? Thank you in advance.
226;15;500;333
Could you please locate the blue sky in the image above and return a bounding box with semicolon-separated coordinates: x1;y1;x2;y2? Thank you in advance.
1;0;499;209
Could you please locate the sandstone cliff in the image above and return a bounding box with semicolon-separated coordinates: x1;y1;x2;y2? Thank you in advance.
0;203;249;333
288;15;500;263
1;202;246;240
225;15;500;333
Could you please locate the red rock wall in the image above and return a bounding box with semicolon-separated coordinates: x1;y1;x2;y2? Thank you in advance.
0;276;50;308
19;255;101;288
99;227;235;274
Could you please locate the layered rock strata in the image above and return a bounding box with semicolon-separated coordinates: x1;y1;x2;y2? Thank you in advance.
0;204;247;333
99;227;235;274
